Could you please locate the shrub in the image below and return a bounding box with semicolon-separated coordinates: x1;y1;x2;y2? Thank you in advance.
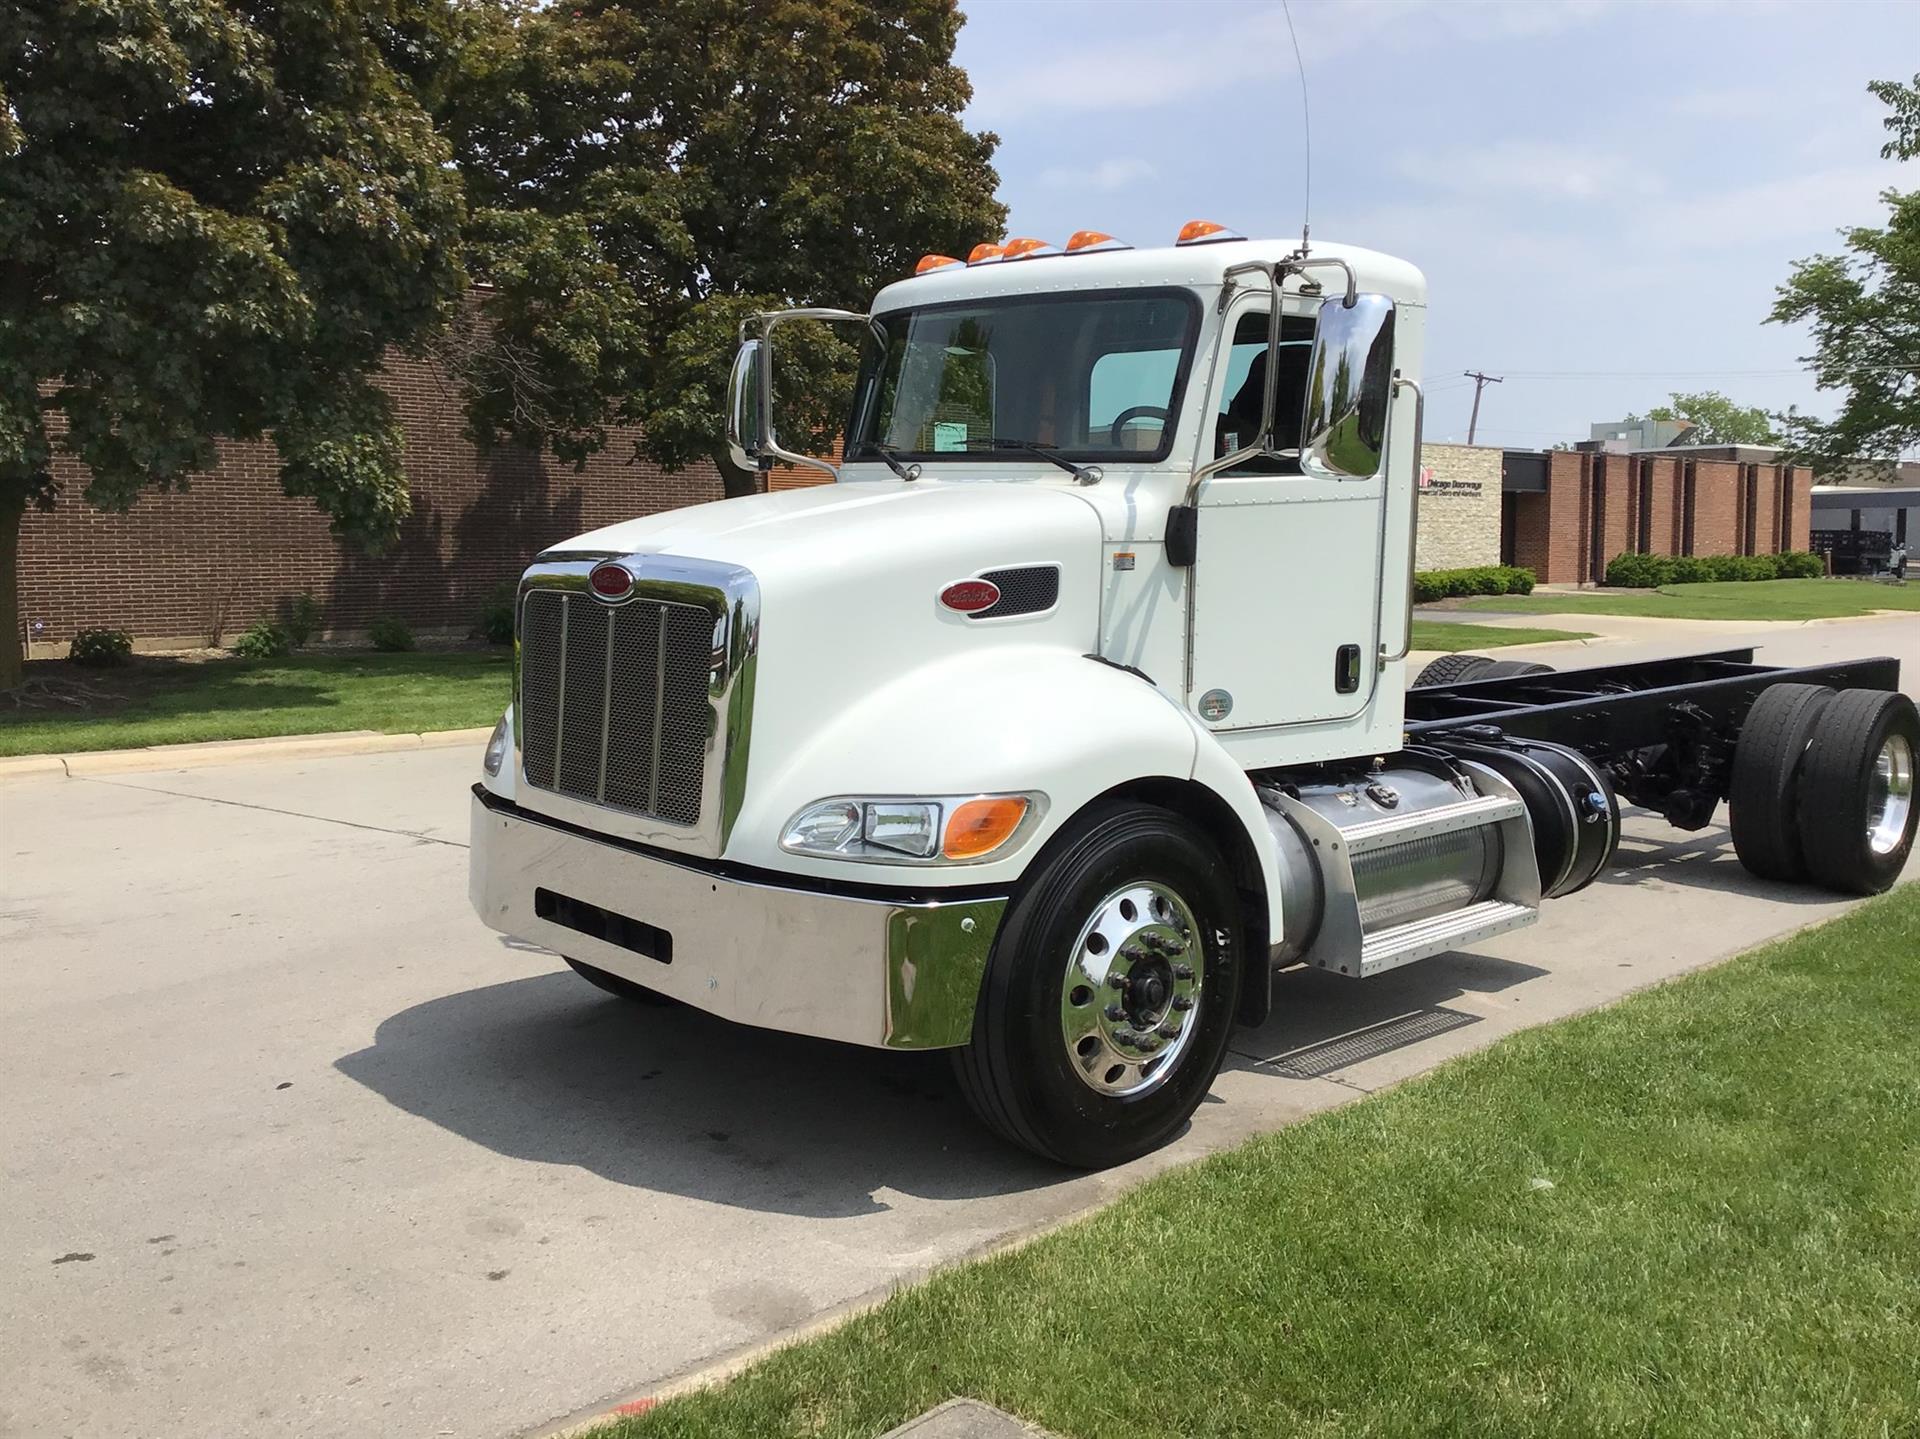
279;590;323;648
1666;555;1712;584
233;620;291;658
1608;551;1824;588
1605;552;1667;588
477;582;515;646
1410;564;1538;605
369;617;415;652
69;626;133;666
1776;550;1826;578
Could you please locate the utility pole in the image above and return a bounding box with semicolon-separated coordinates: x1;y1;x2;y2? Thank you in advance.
1463;370;1503;446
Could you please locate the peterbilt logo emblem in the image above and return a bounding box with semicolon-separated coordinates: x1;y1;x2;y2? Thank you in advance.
587;561;635;602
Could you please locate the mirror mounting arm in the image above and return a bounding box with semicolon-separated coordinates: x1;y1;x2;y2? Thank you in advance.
733;307;871;484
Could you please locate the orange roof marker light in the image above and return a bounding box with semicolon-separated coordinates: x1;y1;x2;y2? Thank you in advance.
1001;237;1061;260
967;242;1006;265
916;253;962;275
1065;230;1132;255
1176;219;1246;246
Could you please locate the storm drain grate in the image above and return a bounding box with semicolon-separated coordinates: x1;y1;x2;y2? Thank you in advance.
1261;1007;1480;1079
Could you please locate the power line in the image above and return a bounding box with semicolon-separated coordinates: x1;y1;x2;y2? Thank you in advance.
1463;370;1503;446
1488;364;1918;380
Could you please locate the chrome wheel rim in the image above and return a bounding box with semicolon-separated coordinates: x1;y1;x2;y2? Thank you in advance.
1867;733;1916;857
1059;880;1202;1098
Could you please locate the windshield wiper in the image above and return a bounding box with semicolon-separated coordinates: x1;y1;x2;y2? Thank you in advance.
853;441;922;481
964;436;1103;485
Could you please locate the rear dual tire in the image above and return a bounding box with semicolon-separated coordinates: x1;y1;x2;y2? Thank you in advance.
1732;686;1918;894
1413;654;1553;687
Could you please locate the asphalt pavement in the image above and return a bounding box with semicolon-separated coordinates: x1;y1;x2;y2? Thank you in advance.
3;612;1915;1439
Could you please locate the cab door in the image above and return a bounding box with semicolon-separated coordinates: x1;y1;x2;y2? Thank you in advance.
1185;296;1390;729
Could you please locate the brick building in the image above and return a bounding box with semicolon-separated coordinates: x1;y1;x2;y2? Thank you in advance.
1499;448;1813;584
19;355;724;654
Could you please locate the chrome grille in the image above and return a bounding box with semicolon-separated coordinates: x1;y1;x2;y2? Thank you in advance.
519;588;717;826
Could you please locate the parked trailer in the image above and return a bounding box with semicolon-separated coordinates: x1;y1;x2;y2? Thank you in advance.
470;227;1918;1167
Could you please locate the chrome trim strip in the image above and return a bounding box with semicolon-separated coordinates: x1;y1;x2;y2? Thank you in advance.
514;553;761;858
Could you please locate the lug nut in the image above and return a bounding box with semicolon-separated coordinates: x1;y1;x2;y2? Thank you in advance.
1172;963;1195;981
1157;1023;1180;1040
1136;1035;1161;1053
1113;1029;1139;1047
1104;1004;1127;1023
1171;995;1194;1012
1107;972;1129;990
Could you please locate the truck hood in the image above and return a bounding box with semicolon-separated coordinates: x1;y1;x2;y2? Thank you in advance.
546;477;1097;580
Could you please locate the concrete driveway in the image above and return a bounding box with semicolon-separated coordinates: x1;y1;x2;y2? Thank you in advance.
3;614;1915;1439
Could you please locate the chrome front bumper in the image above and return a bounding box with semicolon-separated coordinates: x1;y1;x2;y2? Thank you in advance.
468;790;1006;1049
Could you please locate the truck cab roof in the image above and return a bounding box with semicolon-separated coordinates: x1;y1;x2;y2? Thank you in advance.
871;236;1428;315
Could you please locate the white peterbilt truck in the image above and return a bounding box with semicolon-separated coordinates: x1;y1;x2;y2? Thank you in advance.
470;224;1917;1167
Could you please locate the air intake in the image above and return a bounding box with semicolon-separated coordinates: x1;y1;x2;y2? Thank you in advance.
970;565;1060;620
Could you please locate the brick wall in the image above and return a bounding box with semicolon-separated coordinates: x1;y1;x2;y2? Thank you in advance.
1783;466;1813;550
19;353;725;652
1591;453;1637;579
1684;460;1742;557
1640;455;1685;556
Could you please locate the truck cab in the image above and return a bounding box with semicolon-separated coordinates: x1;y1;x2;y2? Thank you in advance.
471;226;1917;1167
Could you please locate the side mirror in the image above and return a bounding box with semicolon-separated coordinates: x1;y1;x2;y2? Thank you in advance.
1300;293;1395;479
725;338;767;471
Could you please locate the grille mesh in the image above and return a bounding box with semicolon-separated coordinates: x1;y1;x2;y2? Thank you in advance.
972;565;1060;619
518;588;716;826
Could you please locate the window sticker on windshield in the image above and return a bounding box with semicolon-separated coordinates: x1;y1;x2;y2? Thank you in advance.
933;422;969;452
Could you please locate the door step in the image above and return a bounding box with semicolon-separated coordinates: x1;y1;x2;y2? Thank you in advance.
1354;898;1537;978
1338;795;1525;855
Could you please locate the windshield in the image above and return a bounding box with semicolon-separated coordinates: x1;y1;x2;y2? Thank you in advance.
847;288;1199;463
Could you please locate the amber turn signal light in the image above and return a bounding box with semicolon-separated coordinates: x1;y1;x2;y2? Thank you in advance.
916;253;961;274
943;797;1031;860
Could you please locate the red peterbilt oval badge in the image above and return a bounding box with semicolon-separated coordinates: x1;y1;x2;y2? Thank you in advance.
588;561;635;601
939;578;1001;613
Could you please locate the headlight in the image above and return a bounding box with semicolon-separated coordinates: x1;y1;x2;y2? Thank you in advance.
483;711;511;777
781;793;1045;864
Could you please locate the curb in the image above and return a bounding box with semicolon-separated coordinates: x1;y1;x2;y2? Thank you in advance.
0;726;491;781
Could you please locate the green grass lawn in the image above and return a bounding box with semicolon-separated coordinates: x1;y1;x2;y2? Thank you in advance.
1410;619;1591;652
0;650;512;756
1462;577;1920;623
602;882;1920;1439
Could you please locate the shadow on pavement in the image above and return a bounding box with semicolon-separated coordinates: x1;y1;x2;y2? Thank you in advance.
339;946;1558;1214
1599;822;1839;905
1231;948;1546;1066
336;967;1065;1218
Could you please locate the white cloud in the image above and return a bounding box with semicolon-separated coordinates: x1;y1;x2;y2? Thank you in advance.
1395;140;1658;203
1036;157;1159;191
966;0;1621;123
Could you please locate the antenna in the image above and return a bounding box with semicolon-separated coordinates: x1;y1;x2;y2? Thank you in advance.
1281;0;1311;254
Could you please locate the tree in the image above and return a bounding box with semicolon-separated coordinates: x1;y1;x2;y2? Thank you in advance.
0;0;465;687
436;0;1007;496
1626;391;1780;447
1769;73;1920;471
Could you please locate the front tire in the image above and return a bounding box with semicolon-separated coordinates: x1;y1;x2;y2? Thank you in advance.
954;802;1241;1168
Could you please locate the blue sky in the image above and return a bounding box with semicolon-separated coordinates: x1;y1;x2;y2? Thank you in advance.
951;0;1920;449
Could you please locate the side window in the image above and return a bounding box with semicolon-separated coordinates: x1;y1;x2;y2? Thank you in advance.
1215;311;1318;468
1214;311;1270;457
1088;348;1181;451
